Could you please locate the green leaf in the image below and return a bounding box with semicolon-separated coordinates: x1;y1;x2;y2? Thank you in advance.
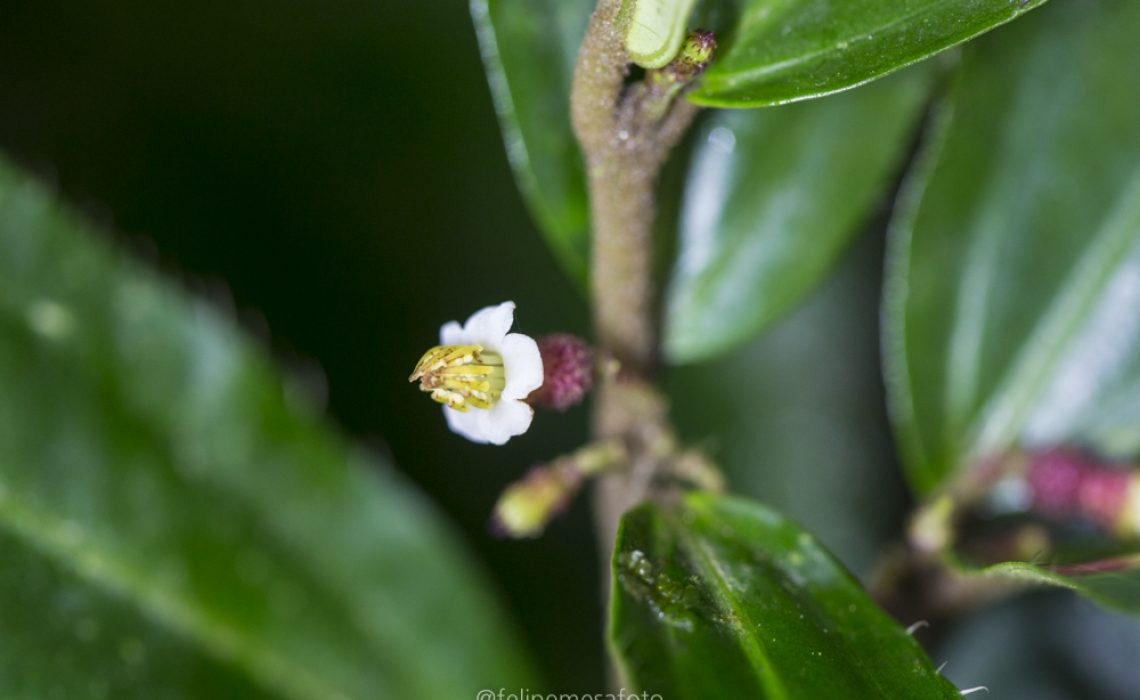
884;0;1140;612
975;558;1140;616
884;0;1140;494
667;235;906;578
471;0;591;288
664;64;931;363
609;493;959;698
690;0;1047;107
624;0;699;69
0;157;535;698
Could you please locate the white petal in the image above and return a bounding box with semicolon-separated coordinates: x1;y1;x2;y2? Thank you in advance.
442;406;490;444
460;301;515;349
439;320;466;345
500;332;544;400
481;400;534;445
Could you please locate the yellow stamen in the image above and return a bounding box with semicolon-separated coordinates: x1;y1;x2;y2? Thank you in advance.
409;344;506;412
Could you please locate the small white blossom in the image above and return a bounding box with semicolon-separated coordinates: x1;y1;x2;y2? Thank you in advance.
410;301;543;445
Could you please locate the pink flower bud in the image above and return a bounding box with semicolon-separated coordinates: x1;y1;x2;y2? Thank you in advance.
528;334;594;411
1078;466;1130;529
1027;449;1087;515
1026;448;1131;529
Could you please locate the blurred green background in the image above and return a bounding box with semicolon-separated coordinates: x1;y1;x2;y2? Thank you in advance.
0;0;914;690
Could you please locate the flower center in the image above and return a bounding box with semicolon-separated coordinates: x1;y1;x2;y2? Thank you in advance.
408;344;506;411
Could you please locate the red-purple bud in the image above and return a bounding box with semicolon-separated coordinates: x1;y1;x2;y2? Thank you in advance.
1078;467;1130;528
1026;448;1130;529
528;334;594;411
1027;449;1087;515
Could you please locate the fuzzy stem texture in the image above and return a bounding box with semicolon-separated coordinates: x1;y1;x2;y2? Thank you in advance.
570;0;703;560
572;0;699;372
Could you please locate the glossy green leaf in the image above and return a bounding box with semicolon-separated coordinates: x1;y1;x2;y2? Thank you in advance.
609;493;959;698
0;157;535;698
690;0;1046;107
664;65;930;362
667;235;906;579
883;0;1140;612
471;0;591;288
884;0;1140;494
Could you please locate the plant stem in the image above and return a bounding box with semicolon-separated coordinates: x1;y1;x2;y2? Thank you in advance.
870;454;1035;623
570;0;701;560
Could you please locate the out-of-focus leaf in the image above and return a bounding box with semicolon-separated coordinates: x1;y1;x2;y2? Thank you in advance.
664;65;930;362
973;558;1140;616
884;0;1140;494
883;0;1140;611
0;157;535;698
470;0;591;288
609;493;959;699
667;234;905;578
690;0;1046;107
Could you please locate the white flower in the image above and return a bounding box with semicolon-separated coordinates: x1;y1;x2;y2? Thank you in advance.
409;301;543;445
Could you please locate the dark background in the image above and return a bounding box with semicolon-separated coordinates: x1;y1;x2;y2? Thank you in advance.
0;0;602;686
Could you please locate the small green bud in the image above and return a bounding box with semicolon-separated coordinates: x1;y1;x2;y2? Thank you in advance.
648;29;717;88
623;0;699;69
490;441;626;538
491;465;577;539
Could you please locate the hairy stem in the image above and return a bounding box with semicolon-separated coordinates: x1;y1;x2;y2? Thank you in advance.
570;0;701;561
